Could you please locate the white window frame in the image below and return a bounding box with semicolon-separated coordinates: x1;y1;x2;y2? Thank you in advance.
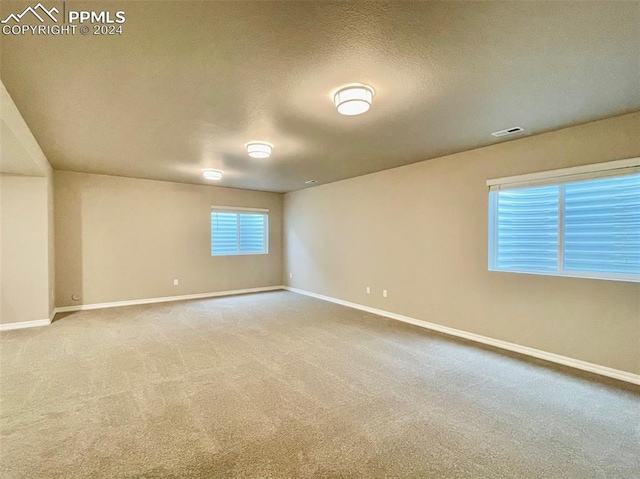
210;206;269;256
487;157;640;283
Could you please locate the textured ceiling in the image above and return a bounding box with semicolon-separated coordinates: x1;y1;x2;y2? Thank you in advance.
1;1;639;192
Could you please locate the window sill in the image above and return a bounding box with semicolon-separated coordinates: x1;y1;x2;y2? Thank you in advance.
211;252;269;257
488;267;639;283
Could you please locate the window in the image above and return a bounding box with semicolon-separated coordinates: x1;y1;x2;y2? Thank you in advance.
211;207;268;256
488;159;639;282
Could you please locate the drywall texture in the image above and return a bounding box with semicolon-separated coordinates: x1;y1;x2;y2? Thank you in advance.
0;176;51;324
3;2;639;192
284;112;640;375
55;172;283;307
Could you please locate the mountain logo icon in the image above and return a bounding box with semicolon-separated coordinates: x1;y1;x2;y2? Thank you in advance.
1;3;59;24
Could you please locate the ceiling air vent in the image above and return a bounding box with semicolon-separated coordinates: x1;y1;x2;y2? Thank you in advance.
491;126;524;138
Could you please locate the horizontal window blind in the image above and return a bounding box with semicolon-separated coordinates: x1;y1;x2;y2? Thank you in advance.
211;212;240;255
239;214;266;254
488;163;640;282
563;175;640;275
494;185;559;272
211;209;268;256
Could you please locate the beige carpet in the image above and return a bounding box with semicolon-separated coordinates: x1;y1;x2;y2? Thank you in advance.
1;291;638;478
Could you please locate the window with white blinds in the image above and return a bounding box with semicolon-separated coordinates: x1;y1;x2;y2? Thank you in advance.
211;207;268;256
488;159;640;282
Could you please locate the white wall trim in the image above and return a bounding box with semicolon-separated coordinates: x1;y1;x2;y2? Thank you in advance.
283;286;640;385
486;156;639;188
0;318;51;331
211;205;269;213
2;287;285;330
6;285;637;385
54;286;285;313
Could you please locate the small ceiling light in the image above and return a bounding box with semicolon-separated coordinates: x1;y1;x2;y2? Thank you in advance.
304;180;317;184
202;169;223;181
334;84;375;116
246;142;273;159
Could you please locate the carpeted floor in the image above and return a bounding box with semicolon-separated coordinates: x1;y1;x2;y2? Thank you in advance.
1;291;638;478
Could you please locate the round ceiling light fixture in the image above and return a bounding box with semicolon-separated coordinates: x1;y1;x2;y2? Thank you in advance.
333;84;375;116
246;141;273;159
202;169;223;181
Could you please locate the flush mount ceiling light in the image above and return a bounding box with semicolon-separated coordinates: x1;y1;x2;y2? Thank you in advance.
246;142;273;159
333;84;375;116
202;169;223;181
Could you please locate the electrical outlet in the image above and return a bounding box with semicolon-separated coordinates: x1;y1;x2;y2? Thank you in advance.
289;273;293;279
383;289;388;298
366;286;371;294
173;279;179;286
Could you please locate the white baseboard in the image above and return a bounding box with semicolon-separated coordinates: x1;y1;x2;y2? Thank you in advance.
2;286;285;331
55;285;285;313
1;287;285;331
283;286;640;385
0;305;58;332
0;318;51;331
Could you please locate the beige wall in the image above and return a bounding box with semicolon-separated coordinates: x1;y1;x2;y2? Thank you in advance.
0;176;51;324
47;173;55;314
55;171;283;307
0;81;55;325
284;112;640;375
